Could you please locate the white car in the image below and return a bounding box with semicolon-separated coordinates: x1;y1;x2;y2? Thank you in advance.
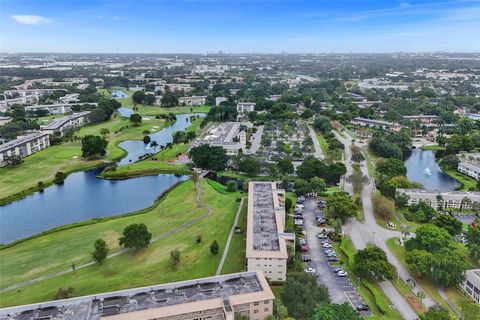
294;220;304;226
305;267;316;274
337;270;348;277
317;233;328;239
322;242;332;248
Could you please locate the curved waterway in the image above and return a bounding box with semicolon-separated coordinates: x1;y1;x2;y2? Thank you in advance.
0;90;206;243
404;149;460;191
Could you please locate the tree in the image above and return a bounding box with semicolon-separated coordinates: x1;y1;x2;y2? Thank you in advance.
54;171;67;184
405;224;452;253
170;249;180;267
439;154;460;170
277;158;294;175
281;272;330;318
210;240;219;255
347;165;369;194
119;223;152;250
238;155;262;175
406;249;433;277
312;303;362;320
395;192;410;209
91;239;109;264
353;245;394;281
54;287;75;300
326;192;358;223
432;214;463;236
430;245;468;287
2;154;23;167
372;194;396;220
129;113;142;126
132;91;146;104
376;158;407;179
294;179;310;196
189;145;228;171
161;91;179;107
81;135;108;159
309;177;327;194
285;197;293;212
100;128;110;137
465;225;480;260
420;305;452;320
143;135;151;144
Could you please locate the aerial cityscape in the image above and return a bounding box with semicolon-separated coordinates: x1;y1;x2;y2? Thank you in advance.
0;1;480;320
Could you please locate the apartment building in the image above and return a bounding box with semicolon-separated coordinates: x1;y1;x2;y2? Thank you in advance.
458;162;480;181
178;95;207;106
215;96;228;106
25;104;74;115
0;132;50;166
402;115;438;124
40;111;91;136
0;116;12;126
0;271;275;320
461;269;480;304
246;182;295;282
195;121;252;155
397;188;480;210
237;102;256;117
351;117;402;132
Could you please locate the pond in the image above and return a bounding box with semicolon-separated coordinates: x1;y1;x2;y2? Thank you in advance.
0;168;188;244
404;148;460;191
111;89;129;99
118;113;205;165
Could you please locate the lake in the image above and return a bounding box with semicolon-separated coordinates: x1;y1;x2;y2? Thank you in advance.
404;148;460;191
0;169;189;244
118;113;205;165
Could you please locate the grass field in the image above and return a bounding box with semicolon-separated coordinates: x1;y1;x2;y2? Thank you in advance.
220;198;248;274
315;131;329;155
0;179;243;307
420;145;446;151
334;237;403;320
0;117;168;204
444;169;479;191
28;114;65;125
101;160;191;178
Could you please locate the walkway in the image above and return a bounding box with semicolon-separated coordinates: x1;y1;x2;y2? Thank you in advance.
215;197;245;275
1;179;214;294
308;126;325;160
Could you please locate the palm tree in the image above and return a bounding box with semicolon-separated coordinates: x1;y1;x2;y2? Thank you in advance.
462;196;472;211
150;140;159;153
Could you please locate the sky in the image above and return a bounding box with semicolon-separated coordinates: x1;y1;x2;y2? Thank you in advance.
1;0;480;53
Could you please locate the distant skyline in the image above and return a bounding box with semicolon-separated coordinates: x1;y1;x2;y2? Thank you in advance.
1;0;480;53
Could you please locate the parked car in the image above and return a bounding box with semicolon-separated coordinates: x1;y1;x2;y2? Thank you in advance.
317;218;326;225
333;267;344;273
317;232;328;239
299;238;306;245
301;244;308;252
301;254;312;262
328;256;339;262
305;267;316;274
337;270;348;277
322;242;332;248
356;304;370;311
294;220;304;226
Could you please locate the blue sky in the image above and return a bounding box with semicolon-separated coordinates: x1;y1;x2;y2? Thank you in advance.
1;0;479;53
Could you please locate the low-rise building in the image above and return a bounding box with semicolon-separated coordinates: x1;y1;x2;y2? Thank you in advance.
0;271;274;320
246;182;294;282
402;115;438;124
237;102;256;118
351;117;402;132
25;104;74;115
40;111;91;136
461;269;480;304
458;161;480;181
397;188;480;210
0;116;12;126
178;95;207;106
215;96;228;106
0;132;50;166
195;121;253;155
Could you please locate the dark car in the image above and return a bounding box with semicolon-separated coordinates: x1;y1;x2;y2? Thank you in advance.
327;256;338;262
356;304;370;311
301;254;312;262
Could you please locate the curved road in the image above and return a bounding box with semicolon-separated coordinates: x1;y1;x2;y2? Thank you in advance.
333;131;437;320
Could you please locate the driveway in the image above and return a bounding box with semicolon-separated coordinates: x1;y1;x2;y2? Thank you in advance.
248;125;264;154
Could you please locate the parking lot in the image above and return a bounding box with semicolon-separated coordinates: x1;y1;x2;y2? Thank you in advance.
298;197;373;317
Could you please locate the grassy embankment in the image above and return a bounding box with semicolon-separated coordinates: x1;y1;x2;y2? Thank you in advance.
0;116;170;205
99;88;211;115
0;179;243;307
386;237;467;317
333;237;404;320
444;169;479;191
420;145;446;151
100;115;204;179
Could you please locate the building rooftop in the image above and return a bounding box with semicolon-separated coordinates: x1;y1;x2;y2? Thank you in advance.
352;117;396;126
246;182;289;259
40;111;90;131
0;271;273;320
0;132;49;153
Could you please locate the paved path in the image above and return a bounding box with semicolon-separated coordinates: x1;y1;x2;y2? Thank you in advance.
216;197;245;275
1;179;213;294
248;125;264;154
308;126;325;160
438;287;463;318
334;131;428;320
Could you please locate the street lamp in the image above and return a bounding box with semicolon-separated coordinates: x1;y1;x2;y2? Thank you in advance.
372;231;376;244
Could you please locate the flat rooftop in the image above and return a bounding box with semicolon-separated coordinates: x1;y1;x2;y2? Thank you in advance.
41;111;90;130
0;132;49;153
246;182;289;259
0;271;272;320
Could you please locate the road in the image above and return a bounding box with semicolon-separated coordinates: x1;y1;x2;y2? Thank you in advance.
333;131;438;320
248;125;264;154
308;126;325;160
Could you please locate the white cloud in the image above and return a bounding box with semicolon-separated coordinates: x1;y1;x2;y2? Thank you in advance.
12;15;53;25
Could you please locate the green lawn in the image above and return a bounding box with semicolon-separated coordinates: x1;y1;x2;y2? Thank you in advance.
101;160;191;178
444;169;479;191
420;145;446;151
0;117;169;204
0;179;242;307
315;131;329;155
28;114;65;125
334;237;403;320
220;197;248;274
133;105;212;116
